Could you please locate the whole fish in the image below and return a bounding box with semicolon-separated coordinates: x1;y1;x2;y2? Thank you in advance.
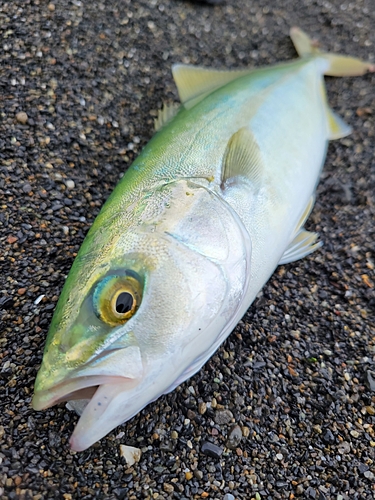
32;28;374;451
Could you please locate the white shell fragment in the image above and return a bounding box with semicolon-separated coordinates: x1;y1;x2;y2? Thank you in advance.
34;294;45;305
119;444;142;466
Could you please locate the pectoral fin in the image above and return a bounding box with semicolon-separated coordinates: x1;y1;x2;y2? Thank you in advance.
221;128;264;187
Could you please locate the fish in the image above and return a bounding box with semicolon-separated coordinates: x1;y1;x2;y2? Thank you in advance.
32;28;374;451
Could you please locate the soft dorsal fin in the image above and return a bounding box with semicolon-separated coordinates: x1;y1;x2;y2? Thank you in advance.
221;128;264;186
172;64;251;109
154;102;180;131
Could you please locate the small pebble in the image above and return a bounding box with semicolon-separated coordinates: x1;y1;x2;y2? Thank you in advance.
214;409;233;425
198;402;207;414
16;111;28;124
242;426;250;437
119;445;141;466
65;179;75;189
226;425;242;449
194;470;203;480
163;483;174;493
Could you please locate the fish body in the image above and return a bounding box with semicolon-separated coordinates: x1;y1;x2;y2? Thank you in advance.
32;28;374;450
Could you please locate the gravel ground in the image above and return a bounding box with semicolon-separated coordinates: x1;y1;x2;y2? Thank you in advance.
1;0;375;499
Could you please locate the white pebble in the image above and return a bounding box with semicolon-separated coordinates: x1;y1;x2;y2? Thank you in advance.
65;179;75;189
119;445;142;466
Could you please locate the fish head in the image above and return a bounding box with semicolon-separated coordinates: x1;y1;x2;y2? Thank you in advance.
33;180;251;450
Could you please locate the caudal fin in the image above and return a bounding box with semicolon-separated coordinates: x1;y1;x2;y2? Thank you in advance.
290;27;375;76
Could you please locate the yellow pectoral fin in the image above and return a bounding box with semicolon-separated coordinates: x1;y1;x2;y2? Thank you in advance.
221;128;264;187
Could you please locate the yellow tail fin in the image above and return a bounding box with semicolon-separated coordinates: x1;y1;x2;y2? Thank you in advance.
290;27;375;76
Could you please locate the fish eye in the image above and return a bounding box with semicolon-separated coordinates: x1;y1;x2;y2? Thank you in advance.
93;273;142;326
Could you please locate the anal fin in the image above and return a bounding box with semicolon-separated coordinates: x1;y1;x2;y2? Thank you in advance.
279;229;322;265
326;107;352;140
279;195;322;265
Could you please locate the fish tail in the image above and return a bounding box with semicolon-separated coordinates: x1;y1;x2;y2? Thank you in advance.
290;27;375;76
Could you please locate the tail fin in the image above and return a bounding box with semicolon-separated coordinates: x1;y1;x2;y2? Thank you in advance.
290;27;375;76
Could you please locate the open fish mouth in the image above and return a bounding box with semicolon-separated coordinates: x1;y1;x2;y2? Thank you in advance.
32;345;144;411
32;374;138;411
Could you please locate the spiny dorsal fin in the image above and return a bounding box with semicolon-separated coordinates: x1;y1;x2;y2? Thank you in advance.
154;102;180;131
222;127;264;187
172;64;252;109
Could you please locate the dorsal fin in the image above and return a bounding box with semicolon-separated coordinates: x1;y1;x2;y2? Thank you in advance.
172;64;251;109
154;102;180;131
221;128;264;187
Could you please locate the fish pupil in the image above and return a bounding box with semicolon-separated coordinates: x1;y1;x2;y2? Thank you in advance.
115;292;133;314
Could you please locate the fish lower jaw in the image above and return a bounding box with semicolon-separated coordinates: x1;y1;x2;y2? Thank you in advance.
32;374;136;411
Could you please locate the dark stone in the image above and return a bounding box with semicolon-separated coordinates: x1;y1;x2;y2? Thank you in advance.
201;441;223;459
0;296;14;309
306;487;316;498
322;429;335;444
365;371;375;391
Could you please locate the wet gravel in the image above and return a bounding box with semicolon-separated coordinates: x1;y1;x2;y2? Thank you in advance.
1;0;375;498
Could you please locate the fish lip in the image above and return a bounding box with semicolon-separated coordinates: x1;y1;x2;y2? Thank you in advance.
32;374;134;411
33;345;144;411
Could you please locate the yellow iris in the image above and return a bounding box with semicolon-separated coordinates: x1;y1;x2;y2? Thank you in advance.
93;273;143;326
